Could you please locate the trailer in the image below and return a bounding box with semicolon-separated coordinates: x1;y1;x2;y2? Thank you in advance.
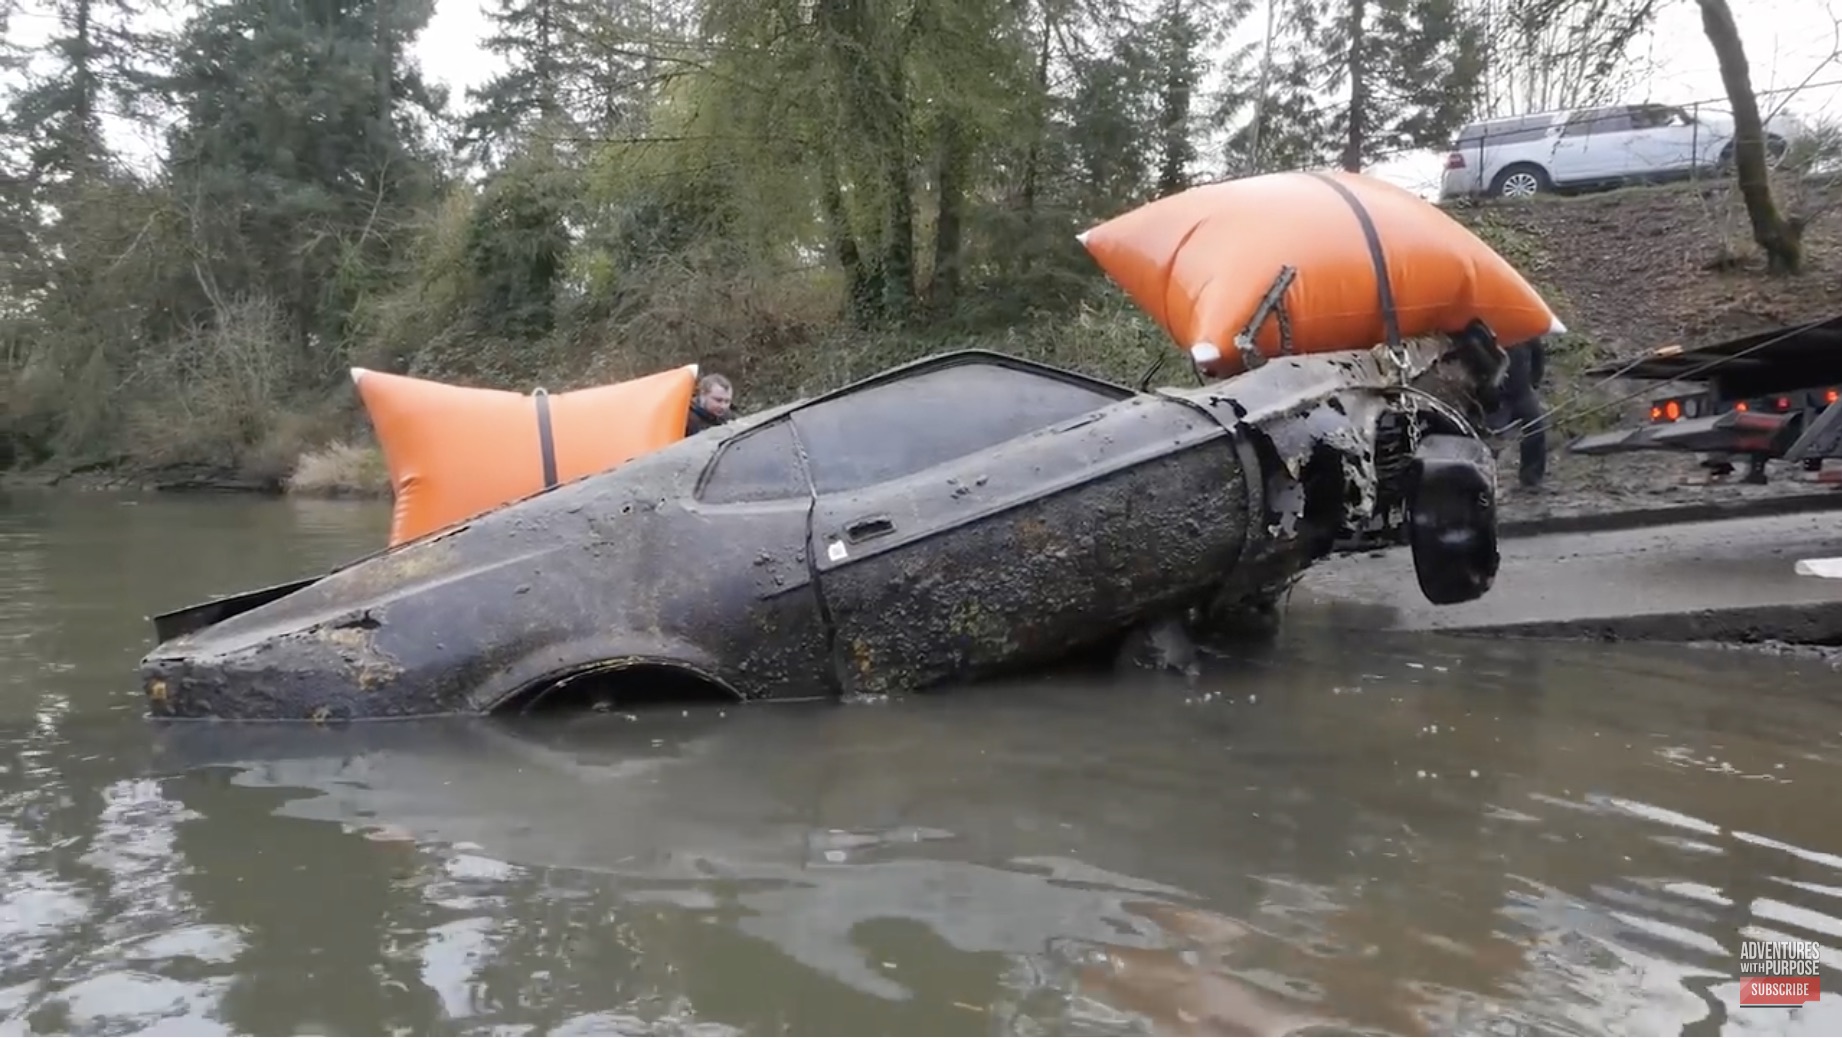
1568;313;1842;484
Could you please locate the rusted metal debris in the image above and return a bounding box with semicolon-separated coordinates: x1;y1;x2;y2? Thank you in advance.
139;343;1504;721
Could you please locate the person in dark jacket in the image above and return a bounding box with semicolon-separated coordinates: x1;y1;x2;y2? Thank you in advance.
1491;337;1548;489
686;373;734;436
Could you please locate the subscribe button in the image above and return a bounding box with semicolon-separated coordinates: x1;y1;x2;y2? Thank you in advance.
1740;976;1822;1006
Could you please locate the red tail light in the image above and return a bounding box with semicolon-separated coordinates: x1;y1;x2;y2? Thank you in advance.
1445;152;1466;170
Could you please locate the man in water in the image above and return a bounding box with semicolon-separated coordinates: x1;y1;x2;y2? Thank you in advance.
686;373;735;435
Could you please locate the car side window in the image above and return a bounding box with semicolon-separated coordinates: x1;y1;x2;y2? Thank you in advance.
1496;116;1554;145
1631;104;1678;130
1590;106;1632;135
1460;119;1544;148
697;419;810;504
793;361;1126;495
1562;107;1627;137
1511;115;1550;139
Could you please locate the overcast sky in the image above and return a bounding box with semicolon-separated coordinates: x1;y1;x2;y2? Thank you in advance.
408;0;1840;193
10;0;1841;193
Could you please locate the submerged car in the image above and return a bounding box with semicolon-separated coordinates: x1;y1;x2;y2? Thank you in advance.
139;343;1506;721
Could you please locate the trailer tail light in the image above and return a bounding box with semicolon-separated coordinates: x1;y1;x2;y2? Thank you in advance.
1649;395;1701;422
1647;390;1836;423
1729;390;1834;415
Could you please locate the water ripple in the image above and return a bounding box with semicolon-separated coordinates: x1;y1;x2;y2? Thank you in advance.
0;495;1840;1034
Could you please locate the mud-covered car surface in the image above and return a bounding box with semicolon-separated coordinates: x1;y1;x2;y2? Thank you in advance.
139;347;1501;720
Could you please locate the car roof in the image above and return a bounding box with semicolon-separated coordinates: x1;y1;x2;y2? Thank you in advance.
1454;111;1565;142
1462;110;1563;128
782;348;1138;417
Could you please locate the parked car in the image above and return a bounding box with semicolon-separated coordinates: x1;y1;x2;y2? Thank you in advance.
138;345;1506;721
1441;102;1795;201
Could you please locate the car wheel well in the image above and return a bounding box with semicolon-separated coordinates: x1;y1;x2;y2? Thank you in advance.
1720;135;1788;161
494;660;744;715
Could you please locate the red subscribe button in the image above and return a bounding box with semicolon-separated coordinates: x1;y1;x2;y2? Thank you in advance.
1740;976;1822;1006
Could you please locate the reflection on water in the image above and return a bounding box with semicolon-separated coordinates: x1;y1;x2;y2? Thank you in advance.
0;488;1840;1034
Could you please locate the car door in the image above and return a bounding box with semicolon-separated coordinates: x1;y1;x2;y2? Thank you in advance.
790;356;1249;696
1624;103;1702;174
1548;105;1635;182
680;416;836;698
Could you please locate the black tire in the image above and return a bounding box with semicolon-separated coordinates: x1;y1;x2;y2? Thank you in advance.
1717;135;1789;173
1490;163;1551;200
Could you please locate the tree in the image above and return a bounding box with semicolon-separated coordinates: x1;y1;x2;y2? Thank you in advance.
1152;0;1207;196
0;0;1694;483
5;0;160;181
1215;0;1486;173
1474;0;1658;118
1696;0;1803;274
460;0;634;167
161;0;447;348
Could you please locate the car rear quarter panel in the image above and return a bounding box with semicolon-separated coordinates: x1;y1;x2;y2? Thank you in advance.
464;428;835;709
144;430;832;718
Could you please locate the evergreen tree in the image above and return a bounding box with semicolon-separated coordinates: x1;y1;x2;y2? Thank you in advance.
460;0;672;167
162;0;446;348
462;0;590;165
5;0;161;180
1218;0;1485;172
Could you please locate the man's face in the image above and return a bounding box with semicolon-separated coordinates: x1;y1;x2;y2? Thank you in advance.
700;383;733;418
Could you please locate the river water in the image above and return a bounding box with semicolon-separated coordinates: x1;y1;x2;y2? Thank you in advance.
2;488;1841;1035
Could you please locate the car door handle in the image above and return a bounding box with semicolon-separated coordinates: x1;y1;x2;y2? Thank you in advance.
844;515;895;543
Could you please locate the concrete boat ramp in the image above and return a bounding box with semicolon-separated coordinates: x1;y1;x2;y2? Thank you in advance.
1292;509;1842;644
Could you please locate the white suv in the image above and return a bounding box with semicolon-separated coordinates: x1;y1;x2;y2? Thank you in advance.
1440;102;1793;201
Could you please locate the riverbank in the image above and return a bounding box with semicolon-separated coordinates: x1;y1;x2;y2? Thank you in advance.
12;177;1840;519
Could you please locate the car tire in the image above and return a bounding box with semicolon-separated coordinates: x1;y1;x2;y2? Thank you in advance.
1717;135;1789;172
1490;164;1550;200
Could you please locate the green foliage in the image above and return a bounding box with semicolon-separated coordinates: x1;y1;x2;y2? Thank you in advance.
0;0;1659;480
463;150;575;340
1222;0;1486;172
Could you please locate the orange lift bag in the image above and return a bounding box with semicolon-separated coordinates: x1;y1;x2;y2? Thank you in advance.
1078;170;1565;378
353;364;699;546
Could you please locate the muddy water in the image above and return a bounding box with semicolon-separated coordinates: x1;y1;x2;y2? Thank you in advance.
2;489;1841;1035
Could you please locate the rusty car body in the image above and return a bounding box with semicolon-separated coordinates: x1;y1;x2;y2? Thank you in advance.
139;342;1504;720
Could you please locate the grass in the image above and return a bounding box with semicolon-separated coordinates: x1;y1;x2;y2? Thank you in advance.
286;440;392;499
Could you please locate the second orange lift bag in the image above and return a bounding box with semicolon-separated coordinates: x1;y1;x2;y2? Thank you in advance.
1078;170;1565;378
354;364;699;546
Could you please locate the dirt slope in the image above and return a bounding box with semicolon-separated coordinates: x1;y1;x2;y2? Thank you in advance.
1444;175;1842;523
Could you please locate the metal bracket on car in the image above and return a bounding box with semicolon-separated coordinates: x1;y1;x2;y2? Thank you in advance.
1164;339;1448;434
1229;265;1299;373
